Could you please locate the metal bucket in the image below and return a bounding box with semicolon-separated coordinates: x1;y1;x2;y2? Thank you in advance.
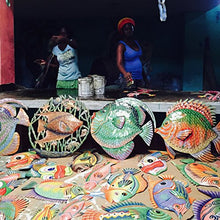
78;77;94;97
90;75;106;95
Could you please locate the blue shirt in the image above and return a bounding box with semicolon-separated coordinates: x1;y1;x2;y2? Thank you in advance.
119;40;143;80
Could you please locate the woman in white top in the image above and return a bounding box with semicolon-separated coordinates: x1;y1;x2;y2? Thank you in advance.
50;27;81;89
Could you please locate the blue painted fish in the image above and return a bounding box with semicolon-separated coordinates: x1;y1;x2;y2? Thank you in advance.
148;175;194;219
102;168;148;203
193;188;220;220
0;98;30;156
155;99;220;162
172;158;220;188
91;97;155;160
82;201;172;220
35;111;83;147
0;196;29;219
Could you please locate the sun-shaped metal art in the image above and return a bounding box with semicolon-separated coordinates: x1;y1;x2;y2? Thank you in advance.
28;95;91;157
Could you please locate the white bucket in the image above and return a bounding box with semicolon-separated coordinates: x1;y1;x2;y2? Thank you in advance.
78;77;94;97
90;75;106;95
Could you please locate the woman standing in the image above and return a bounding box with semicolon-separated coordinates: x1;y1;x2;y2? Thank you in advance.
116;17;145;90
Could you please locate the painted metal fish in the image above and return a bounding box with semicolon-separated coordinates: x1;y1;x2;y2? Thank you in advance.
25;180;87;203
193;188;220;220
0;180;13;197
155;99;220;162
82;201;172;220
148;175;194;219
138;152;167;175
59;196;92;219
32;204;59;220
91;97;155;160
0;196;29;220
37;164;73;179
84;161;118;190
172;158;220;188
103;168;148;203
71;150;102;173
6;151;41;170
35;111;83;146
0;98;30;156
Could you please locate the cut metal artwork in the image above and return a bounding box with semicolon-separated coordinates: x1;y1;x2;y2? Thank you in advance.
71;150;103;173
172;158;220;188
91;97;156;160
155;99;220;162
82;201;172;220
192;188;220;220
103;168;148;203
138;152;167;175
148;175;194;219
0;196;29;220
28;96;91;157
0;98;30;156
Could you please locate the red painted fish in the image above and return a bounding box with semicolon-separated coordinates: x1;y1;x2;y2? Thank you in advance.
155;99;220;162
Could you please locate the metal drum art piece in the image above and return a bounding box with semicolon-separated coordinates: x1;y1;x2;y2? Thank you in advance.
28;95;91;157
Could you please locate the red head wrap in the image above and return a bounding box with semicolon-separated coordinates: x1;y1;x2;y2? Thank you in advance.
117;17;135;33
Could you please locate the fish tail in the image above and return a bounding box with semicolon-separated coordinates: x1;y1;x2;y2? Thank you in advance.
16;108;30;126
11;198;29;218
139;120;153;146
213;122;220;154
122;168;140;175
0;132;20;156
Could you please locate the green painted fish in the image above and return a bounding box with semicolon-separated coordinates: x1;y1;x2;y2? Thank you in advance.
91;98;155;160
155;99;220;162
82;201;172;219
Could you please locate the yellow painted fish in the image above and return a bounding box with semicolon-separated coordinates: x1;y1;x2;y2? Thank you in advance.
32;204;58;220
102;168;148;203
0;98;30;156
155;99;220;162
35;111;83;146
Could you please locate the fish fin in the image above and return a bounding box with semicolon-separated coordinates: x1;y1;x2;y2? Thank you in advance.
122;168;140;175
139;120;153;146
165;143;176;159
1;132;20;156
177;129;192;141
191;144;216;162
21;181;38;190
112;116;125;129
107;173;121;184
135;106;146;126
16;108;30;126
12;198;29;218
136;174;148;193
213;122;220;154
37;119;46;133
81;209;102;219
102;141;135;160
146;176;158;208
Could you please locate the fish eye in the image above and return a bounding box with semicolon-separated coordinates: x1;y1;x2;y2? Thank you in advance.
160;181;166;185
155;210;161;213
164;121;169;126
213;180;219;184
122;192;127;196
147;159;154;163
15;155;25;160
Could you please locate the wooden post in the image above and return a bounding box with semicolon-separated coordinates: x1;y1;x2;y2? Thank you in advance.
0;0;15;85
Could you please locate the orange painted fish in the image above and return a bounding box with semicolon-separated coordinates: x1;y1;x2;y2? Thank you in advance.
6;151;40;170
0;98;30;156
173;158;220;188
102;168;148;203
155;99;220;162
35;111;83;146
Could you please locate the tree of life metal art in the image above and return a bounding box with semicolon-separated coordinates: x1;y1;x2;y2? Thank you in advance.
28;95;91;157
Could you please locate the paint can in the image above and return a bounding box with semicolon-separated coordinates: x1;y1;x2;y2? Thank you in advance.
90;75;106;95
78;77;94;97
